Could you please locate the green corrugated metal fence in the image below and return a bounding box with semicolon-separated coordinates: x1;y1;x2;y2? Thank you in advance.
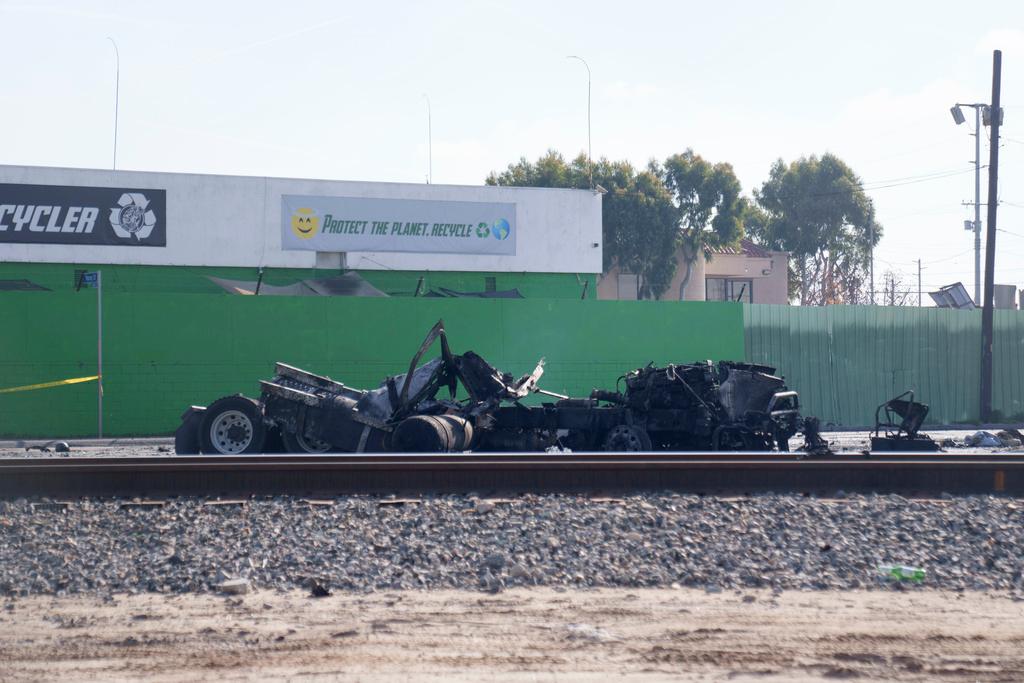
744;304;1024;426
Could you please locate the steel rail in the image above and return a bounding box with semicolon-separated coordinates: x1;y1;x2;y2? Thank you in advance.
5;452;1024;468
6;449;1024;464
2;452;1022;497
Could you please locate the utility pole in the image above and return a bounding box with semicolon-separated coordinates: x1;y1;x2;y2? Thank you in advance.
951;101;985;303
972;104;981;305
980;50;1002;423
869;223;875;305
921;259;929;307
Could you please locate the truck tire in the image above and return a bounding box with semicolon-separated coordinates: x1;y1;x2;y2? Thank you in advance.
601;424;652;452
281;429;333;453
435;415;474;451
198;395;266;454
173;407;204;455
391;415;452;452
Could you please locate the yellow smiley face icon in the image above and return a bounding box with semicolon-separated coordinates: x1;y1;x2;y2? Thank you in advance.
291;207;319;239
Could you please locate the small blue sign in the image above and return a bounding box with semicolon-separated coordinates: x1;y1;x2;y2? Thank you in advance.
81;272;98;287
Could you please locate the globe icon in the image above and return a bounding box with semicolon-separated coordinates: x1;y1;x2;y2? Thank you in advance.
491;218;511;240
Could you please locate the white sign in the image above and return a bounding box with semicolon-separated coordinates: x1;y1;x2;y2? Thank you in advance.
281;195;516;255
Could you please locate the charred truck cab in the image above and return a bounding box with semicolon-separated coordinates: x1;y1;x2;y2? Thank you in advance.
175;321;827;455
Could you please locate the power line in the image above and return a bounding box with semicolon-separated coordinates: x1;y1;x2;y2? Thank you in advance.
860;166;975;185
786;166;979;200
876;248;974;268
923;248;975;264
884;207;963;220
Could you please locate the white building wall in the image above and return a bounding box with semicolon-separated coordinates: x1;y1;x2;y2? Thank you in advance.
0;165;602;274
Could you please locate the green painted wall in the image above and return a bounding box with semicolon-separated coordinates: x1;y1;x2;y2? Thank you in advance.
744;304;1024;426
0;262;595;299
0;292;743;437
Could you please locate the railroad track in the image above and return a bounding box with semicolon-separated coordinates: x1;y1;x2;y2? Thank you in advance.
2;451;1022;497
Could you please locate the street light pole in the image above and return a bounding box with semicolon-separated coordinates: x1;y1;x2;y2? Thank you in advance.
107;37;120;170
97;270;103;438
422;94;432;184
567;55;592;189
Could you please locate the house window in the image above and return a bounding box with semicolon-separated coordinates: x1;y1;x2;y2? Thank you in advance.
617;273;639;300
706;278;753;303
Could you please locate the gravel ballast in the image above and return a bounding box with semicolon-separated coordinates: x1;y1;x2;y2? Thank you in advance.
1;493;1021;596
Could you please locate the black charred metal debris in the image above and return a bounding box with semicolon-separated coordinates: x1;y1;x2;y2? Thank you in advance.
178;320;833;455
870;391;940;452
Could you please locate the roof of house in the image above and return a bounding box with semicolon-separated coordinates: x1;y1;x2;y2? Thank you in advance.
706;239;774;259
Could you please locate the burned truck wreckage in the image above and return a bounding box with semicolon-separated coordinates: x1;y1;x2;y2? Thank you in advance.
175;321;829;455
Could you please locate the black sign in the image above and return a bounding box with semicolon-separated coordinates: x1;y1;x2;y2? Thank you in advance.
0;183;166;246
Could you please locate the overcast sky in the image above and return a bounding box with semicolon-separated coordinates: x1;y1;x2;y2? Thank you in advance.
1;0;1023;300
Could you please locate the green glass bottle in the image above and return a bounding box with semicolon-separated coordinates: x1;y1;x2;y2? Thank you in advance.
878;565;925;582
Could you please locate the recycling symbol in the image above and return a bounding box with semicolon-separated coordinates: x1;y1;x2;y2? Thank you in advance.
109;192;157;241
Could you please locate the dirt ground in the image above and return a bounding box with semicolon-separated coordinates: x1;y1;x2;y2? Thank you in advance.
2;588;1023;681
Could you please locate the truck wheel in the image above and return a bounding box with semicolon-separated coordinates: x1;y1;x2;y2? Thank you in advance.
199;396;266;454
435;415;474;451
173;407;204;455
391;415;452;452
281;429;333;453
602;425;652;452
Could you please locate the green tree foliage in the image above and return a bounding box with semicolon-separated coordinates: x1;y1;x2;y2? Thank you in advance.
603;170;679;298
486;149;590;189
657;150;745;296
487;149;744;300
750;154;882;305
487;150;677;298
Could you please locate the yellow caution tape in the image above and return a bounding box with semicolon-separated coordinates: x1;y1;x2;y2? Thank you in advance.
0;375;99;394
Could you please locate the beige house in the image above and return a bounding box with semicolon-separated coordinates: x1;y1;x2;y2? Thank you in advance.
597;239;790;304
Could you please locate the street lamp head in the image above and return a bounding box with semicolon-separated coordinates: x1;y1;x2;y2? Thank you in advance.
566;55;590;75
950;105;966;125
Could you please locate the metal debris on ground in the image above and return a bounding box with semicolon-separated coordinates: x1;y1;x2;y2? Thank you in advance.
870;391;939;452
995;429;1024;448
966;431;1003;448
308;580;331;598
176;320;829;456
